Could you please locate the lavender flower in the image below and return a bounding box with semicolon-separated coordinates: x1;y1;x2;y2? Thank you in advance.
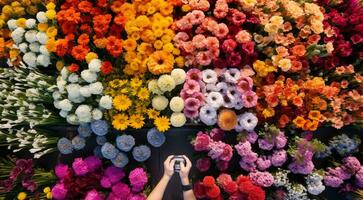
147;128;166;148
116;135;135;152
111;152;129;168
132;145;151;162
202;69;218;84
237;112;258;131
199;105;217;126
57;137;73;155
71;136;86;150
91;120;109;136
101;142;118;159
206;92;224;108
271;150;287;167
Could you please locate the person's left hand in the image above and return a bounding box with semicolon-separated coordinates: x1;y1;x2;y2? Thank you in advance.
179;155;192;185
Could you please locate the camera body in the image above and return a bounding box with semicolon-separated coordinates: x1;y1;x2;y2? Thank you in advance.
172;155;186;173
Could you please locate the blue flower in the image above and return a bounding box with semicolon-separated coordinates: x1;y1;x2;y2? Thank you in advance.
101;142;118;159
96;136;107;145
132;145;151;162
71;136;86;150
77;123;92;138
330;134;360;156
91;120;109;136
116;135;135;152
57;137;73;155
147;128;166;148
111;152;129;168
93;146;103;158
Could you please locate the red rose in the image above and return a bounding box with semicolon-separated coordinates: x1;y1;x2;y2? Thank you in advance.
217;173;233;186
202;176;215;188
236;175;250;186
193;182;206;199
68;64;79;72
224;181;238;194
101;61;113;75
196;158;211;172
194;132;211;151
206;185;220;199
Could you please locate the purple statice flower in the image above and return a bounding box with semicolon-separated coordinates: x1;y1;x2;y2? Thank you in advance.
55;164;69;179
52;183;68;200
343;156;361;173
288;161;314;175
129;168;148;193
85;189;104;200
239;159;256;172
329;167;352;181
256;156;271;171
258;138;274;150
274;132;287;149
84;156;102;172
249;171;274;187
270;150;287;167
72;158;89;176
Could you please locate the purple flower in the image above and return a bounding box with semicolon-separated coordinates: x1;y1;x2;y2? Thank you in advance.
239;159;256;172
343;156;361;173
274;132;287;149
129;168;148;193
22;179;36;192
52;183;68;200
111;182;130;196
246;131;258;144
127;194;146;200
72;158;89;176
249;171;274;187
355;167;363;187
258;138;274;151
270;150;287;167
85;189;104;200
105;166;125;184
235;141;252;157
288;161;314;175
256;156;271;171
55;164;69;179
84;156;102;172
324;175;344;188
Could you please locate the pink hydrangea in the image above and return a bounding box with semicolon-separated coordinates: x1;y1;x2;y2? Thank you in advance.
52;183;68;200
111;182;130;196
85;189;104;200
343;156;361;173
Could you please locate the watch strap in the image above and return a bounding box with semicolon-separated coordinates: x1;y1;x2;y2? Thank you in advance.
182;184;193;191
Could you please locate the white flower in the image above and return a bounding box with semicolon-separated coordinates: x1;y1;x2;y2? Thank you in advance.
169;96;184;112
81;69;97;83
29;42;40;52
171;68;186;85
68;74;79;83
157;74;176;92
61;67;69;80
202;69;218;84
23;52;37;67
36;32;48;44
206;92;224;109
52;91;62;100
89;82;103;95
39;45;49;55
148;79;163;94
54;101;61;109
69;96;85;103
237;112;258;131
25;19;37;29
7;19;17;30
152;95;169;111
66;114;79;125
24;30;37;43
92;108;103;120
56;78;67;93
307;184;325;195
59;110;68;118
216;82;228;94
36;12;48;23
59;99;73;111
37;54;50;67
80;85;91;97
66;84;81;100
203;84;218;93
11;27;25;44
99;95;113;109
225;68;241;83
199;105;217;125
89;59;102;72
170;112;186;127
18;43;28;53
75;105;92;123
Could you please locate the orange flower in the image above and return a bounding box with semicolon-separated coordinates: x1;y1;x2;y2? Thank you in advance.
290;60;302;72
114;14;127;25
147;51;174;75
292;96;303;107
55;39;69;57
293;116;306;128
111;0;124;13
106;36;123;58
78;1;93;13
308;110;321;121
340;80;349;89
71;45;90;61
291;44;306;57
94;37;108;48
307;120;318;131
278;114;290;128
217;109;237;131
77;34;90;45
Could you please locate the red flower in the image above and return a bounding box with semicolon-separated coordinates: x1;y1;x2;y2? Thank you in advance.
227;52;241;67
78;1;93;13
194;132;210;151
236;175;250;186
224;181;238;194
193;182;206;199
196;158;211;172
202;176;215;188
222;39;237;53
101;61;113;75
206;185;220;199
216;173;233;186
68;63;79;72
71;45;90;61
242;41;254;55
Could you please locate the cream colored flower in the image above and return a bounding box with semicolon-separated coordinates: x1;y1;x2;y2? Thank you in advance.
152;95;169;111
169;96;184;112
157;74;176;92
170;112;186;127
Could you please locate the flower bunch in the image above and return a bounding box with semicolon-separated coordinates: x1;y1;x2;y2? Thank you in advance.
173;0;259;67
192;128;233;171
306;172;325;195
149;68;187;128
193;174;265;200
6;2;56;67
122;0;183;76
51;156;148;200
315;134;361;158
272;169;310;200
181;68;258;131
53;58;113;125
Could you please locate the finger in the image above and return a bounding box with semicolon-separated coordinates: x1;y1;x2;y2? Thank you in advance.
169;159;176;169
164;155;174;165
182;155;192;168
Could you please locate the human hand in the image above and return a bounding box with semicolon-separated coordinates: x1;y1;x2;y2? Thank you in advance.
179;155;192;185
163;155;175;179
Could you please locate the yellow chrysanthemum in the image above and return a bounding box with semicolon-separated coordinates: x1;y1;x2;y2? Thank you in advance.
154;116;170;132
130;77;142;88
129;114;145;129
137;87;150;100
147;108;159;119
112;114;129;131
113;94;132;111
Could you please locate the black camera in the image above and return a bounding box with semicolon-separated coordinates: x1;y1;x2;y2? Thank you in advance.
172;155;186;173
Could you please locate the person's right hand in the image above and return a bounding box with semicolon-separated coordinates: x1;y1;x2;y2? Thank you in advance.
163;155;175;178
179;155;192;185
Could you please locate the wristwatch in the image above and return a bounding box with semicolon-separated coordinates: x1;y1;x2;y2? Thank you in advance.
182;183;193;191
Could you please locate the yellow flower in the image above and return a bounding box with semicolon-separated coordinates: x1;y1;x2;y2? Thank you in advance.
56;61;64;71
175;56;185;68
46;38;56;52
46;192;52;199
308;110;321;121
253;60;276;77
43;187;51;193
85;52;98;64
46;2;56;10
123;39;137;52
262;107;275;118
154;40;163;50
46;26;57;37
161;34;172;44
45;9;56;20
130;77;142;88
163;43;174;53
2;5;13;16
181;4;191;12
129;114;145;129
154;116;170;132
147;108;159;119
293;116;306;128
112;114;129;131
135;15;151;28
147;6;156;15
16;18;26;28
137;87;150;100
113;94;132;111
17;192;27;200
38;23;48;32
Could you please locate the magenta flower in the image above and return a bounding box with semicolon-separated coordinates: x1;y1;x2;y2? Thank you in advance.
52;183;68;200
55;164;69;179
104;166;125;184
84;156;102;172
129;168;148;193
186;68;202;82
72;158;89;176
85;189;104;200
111;182;130;196
184;97;201;111
196;158;211;172
183;108;199;119
194;132;211;151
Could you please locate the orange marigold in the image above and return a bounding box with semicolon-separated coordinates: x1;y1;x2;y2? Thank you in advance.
147;51;174;75
71;45;90;61
217;109;237;131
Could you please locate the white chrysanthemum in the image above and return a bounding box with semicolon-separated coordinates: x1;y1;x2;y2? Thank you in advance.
75;105;92;123
69;95;85;104
24;30;37;43
89;82;103;95
36;12;48;23
157;74;176;92
202;69;218;84
61;67;69;80
238;112;258;131
66;84;81;100
66;114;79;125
169;96;184;112
216;82;228;94
56;78;67;93
79;85;91;97
203;84;218;93
25;19;37;29
11;27;26;44
92;108;103;120
59;99;73;111
7;19;17;30
171;68;186;85
99;95;113;109
68;74;79;83
199;105;217;125
52;91;61;100
148;79;163;94
225;68;241;83
29;42;40;52
206;92;224;109
59;110;68;118
170;112;187;127
36;54;50;67
89;59;102;72
81;69;97;83
18;43;28;53
36;32;48;44
39;45;49;55
152;95;169;111
23;52;37;67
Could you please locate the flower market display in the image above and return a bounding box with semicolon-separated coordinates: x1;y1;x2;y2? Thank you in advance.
0;0;362;199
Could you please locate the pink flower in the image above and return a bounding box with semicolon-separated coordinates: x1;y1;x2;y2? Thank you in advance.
190;10;207;24
183;80;201;95
192;34;206;49
231;10;246;25
182;41;196;53
183;108;199;119
242;41;255;55
213;23;229;39
219;144;233;162
205;37;219;49
85;189;104;200
184;97;201;111
52;183;68;200
222;39;237;53
196;158;211;172
196;51;213;66
194;132;211;151
127;194;147;200
84;156;102;172
111;182;130;196
55;164;69;179
258;139;274;150
241;91;258;108
104;166;125;184
235;30;251;43
174;32;189;43
249;171;274;187
236;76;253;94
274;132;287;149
186;69;202;82
216;173;233;186
256;156;271;171
343;156;361;173
239;159;256;172
192;92;205;104
129;168;148;193
72;158;89;176
101;177;112;188
270;150;287;167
